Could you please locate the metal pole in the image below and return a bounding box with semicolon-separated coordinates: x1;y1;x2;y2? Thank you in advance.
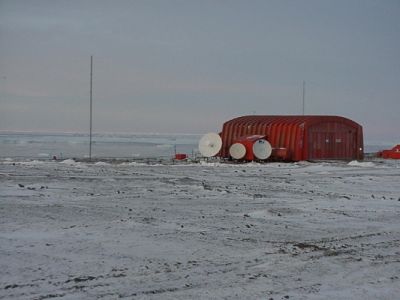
89;55;93;160
302;80;305;115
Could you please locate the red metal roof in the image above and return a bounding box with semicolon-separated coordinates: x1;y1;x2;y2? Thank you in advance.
223;115;360;128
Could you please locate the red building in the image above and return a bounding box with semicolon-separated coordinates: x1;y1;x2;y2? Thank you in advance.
220;115;364;161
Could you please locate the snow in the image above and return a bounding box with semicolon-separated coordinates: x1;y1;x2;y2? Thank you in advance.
59;159;87;168
60;159;78;165
119;161;149;167
348;160;376;167
94;161;110;166
17;160;47;166
0;159;399;299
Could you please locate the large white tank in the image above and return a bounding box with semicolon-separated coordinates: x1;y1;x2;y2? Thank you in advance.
253;139;272;160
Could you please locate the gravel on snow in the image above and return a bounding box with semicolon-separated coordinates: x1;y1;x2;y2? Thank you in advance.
0;159;399;299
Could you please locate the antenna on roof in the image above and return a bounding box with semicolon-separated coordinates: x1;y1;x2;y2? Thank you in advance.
89;55;93;160
302;80;306;115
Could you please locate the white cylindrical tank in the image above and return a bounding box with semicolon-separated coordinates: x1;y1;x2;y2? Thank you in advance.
229;143;246;160
253;139;272;160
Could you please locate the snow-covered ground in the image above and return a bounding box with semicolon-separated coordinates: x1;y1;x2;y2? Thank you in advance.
0;159;399;299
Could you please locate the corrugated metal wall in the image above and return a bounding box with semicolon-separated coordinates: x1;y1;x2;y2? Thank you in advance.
220;115;363;161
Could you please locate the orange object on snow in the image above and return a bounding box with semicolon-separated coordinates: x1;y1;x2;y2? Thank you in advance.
174;153;187;160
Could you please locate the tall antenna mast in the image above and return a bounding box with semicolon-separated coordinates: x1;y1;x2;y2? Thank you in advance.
302;80;305;115
89;55;93;160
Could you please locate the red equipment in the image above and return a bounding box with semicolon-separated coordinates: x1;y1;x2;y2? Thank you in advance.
271;148;289;161
175;153;187;160
377;145;400;159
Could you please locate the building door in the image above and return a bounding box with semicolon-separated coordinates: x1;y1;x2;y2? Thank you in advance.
309;132;332;159
308;130;355;160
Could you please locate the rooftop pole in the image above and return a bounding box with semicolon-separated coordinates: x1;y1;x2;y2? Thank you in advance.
89;55;93;160
302;80;305;115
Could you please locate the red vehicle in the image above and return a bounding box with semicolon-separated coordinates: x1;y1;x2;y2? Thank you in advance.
377;145;400;159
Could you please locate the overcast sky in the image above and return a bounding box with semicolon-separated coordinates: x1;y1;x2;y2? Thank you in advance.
0;0;399;141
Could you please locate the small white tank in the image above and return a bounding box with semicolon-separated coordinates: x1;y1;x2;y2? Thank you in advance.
229;143;246;160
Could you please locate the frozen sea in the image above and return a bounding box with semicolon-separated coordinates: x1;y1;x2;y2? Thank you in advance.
0;132;201;160
0;133;399;299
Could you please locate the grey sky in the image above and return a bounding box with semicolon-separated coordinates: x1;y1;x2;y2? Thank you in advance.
0;0;399;141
